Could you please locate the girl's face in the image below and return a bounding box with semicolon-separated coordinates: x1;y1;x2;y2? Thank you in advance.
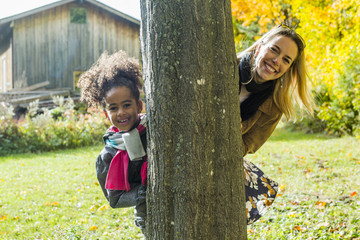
255;35;298;83
104;86;143;132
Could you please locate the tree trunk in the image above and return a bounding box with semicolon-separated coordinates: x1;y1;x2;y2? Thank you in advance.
140;0;247;239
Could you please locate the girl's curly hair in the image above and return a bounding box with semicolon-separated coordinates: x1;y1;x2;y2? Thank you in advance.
77;50;142;107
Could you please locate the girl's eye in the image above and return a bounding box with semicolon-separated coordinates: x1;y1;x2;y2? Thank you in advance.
123;104;131;108
109;107;117;111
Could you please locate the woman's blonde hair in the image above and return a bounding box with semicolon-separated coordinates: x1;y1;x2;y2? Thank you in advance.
238;25;314;120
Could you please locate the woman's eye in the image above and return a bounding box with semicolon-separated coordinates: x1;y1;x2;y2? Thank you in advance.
270;47;278;52
283;58;290;64
124;104;131;108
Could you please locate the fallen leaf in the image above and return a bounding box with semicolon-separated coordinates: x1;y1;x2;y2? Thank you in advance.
90;225;98;231
0;215;7;221
315;201;326;209
293;225;302;231
350;191;357;197
51;202;59;206
98;204;109;211
279;184;286;193
90;204;99;211
288;212;297;218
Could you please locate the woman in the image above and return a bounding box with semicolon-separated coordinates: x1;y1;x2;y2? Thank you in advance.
239;25;314;224
238;24;314;157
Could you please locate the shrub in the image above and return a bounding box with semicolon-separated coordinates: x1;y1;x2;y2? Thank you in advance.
288;52;360;138
0;97;108;156
315;53;360;137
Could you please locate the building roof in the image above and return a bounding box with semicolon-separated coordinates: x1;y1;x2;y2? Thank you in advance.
0;0;140;26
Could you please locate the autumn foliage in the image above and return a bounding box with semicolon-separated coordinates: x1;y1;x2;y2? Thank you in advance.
231;0;360;138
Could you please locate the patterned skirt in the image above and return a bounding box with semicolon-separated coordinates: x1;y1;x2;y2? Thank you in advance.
244;159;278;225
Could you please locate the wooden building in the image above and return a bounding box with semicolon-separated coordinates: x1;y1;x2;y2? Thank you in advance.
0;0;140;93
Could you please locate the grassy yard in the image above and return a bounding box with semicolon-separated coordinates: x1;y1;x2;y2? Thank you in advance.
0;126;359;239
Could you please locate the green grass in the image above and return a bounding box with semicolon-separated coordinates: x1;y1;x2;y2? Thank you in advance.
0;126;359;239
0;146;143;239
247;126;360;239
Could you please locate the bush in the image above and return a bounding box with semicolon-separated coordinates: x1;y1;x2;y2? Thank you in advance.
289;52;360;139
315;53;360;138
0;97;108;156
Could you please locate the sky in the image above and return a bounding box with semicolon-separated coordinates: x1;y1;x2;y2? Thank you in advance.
0;0;141;20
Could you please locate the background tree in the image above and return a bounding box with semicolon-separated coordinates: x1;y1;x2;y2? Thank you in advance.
140;0;247;239
231;0;360;137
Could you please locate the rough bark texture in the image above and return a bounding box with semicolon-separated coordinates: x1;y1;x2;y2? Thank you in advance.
140;0;247;239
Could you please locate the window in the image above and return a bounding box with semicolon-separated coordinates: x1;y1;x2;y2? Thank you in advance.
70;7;87;24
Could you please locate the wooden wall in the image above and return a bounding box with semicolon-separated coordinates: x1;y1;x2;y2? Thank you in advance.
12;2;140;90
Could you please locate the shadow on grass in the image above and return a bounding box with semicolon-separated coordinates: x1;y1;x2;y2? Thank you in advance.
268;126;338;142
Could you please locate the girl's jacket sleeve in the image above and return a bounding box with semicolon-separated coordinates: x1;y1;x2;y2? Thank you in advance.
96;145;146;208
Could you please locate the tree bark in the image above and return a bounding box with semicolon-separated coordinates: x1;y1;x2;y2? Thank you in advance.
140;0;247;239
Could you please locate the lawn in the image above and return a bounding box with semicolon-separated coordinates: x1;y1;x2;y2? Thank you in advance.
0;126;359;239
247;126;360;239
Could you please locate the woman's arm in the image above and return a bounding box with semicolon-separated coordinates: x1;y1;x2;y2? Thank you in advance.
241;98;282;156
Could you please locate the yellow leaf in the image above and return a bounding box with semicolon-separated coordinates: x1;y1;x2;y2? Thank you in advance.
288;212;297;218
0;215;7;221
98;204;109;211
315;201;326;209
90;204;99;211
51;202;59;206
90;226;98;231
278;184;286;194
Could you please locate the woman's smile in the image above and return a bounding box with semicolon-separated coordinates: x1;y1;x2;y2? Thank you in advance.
255;35;298;83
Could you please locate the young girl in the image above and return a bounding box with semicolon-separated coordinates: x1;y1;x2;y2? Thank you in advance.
238;24;314;224
77;51;147;232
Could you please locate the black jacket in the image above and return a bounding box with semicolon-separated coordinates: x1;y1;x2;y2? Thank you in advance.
96;132;147;208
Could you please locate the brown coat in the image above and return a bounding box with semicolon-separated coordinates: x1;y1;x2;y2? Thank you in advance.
241;96;282;156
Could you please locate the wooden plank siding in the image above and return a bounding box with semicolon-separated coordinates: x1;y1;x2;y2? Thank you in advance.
11;1;140;90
